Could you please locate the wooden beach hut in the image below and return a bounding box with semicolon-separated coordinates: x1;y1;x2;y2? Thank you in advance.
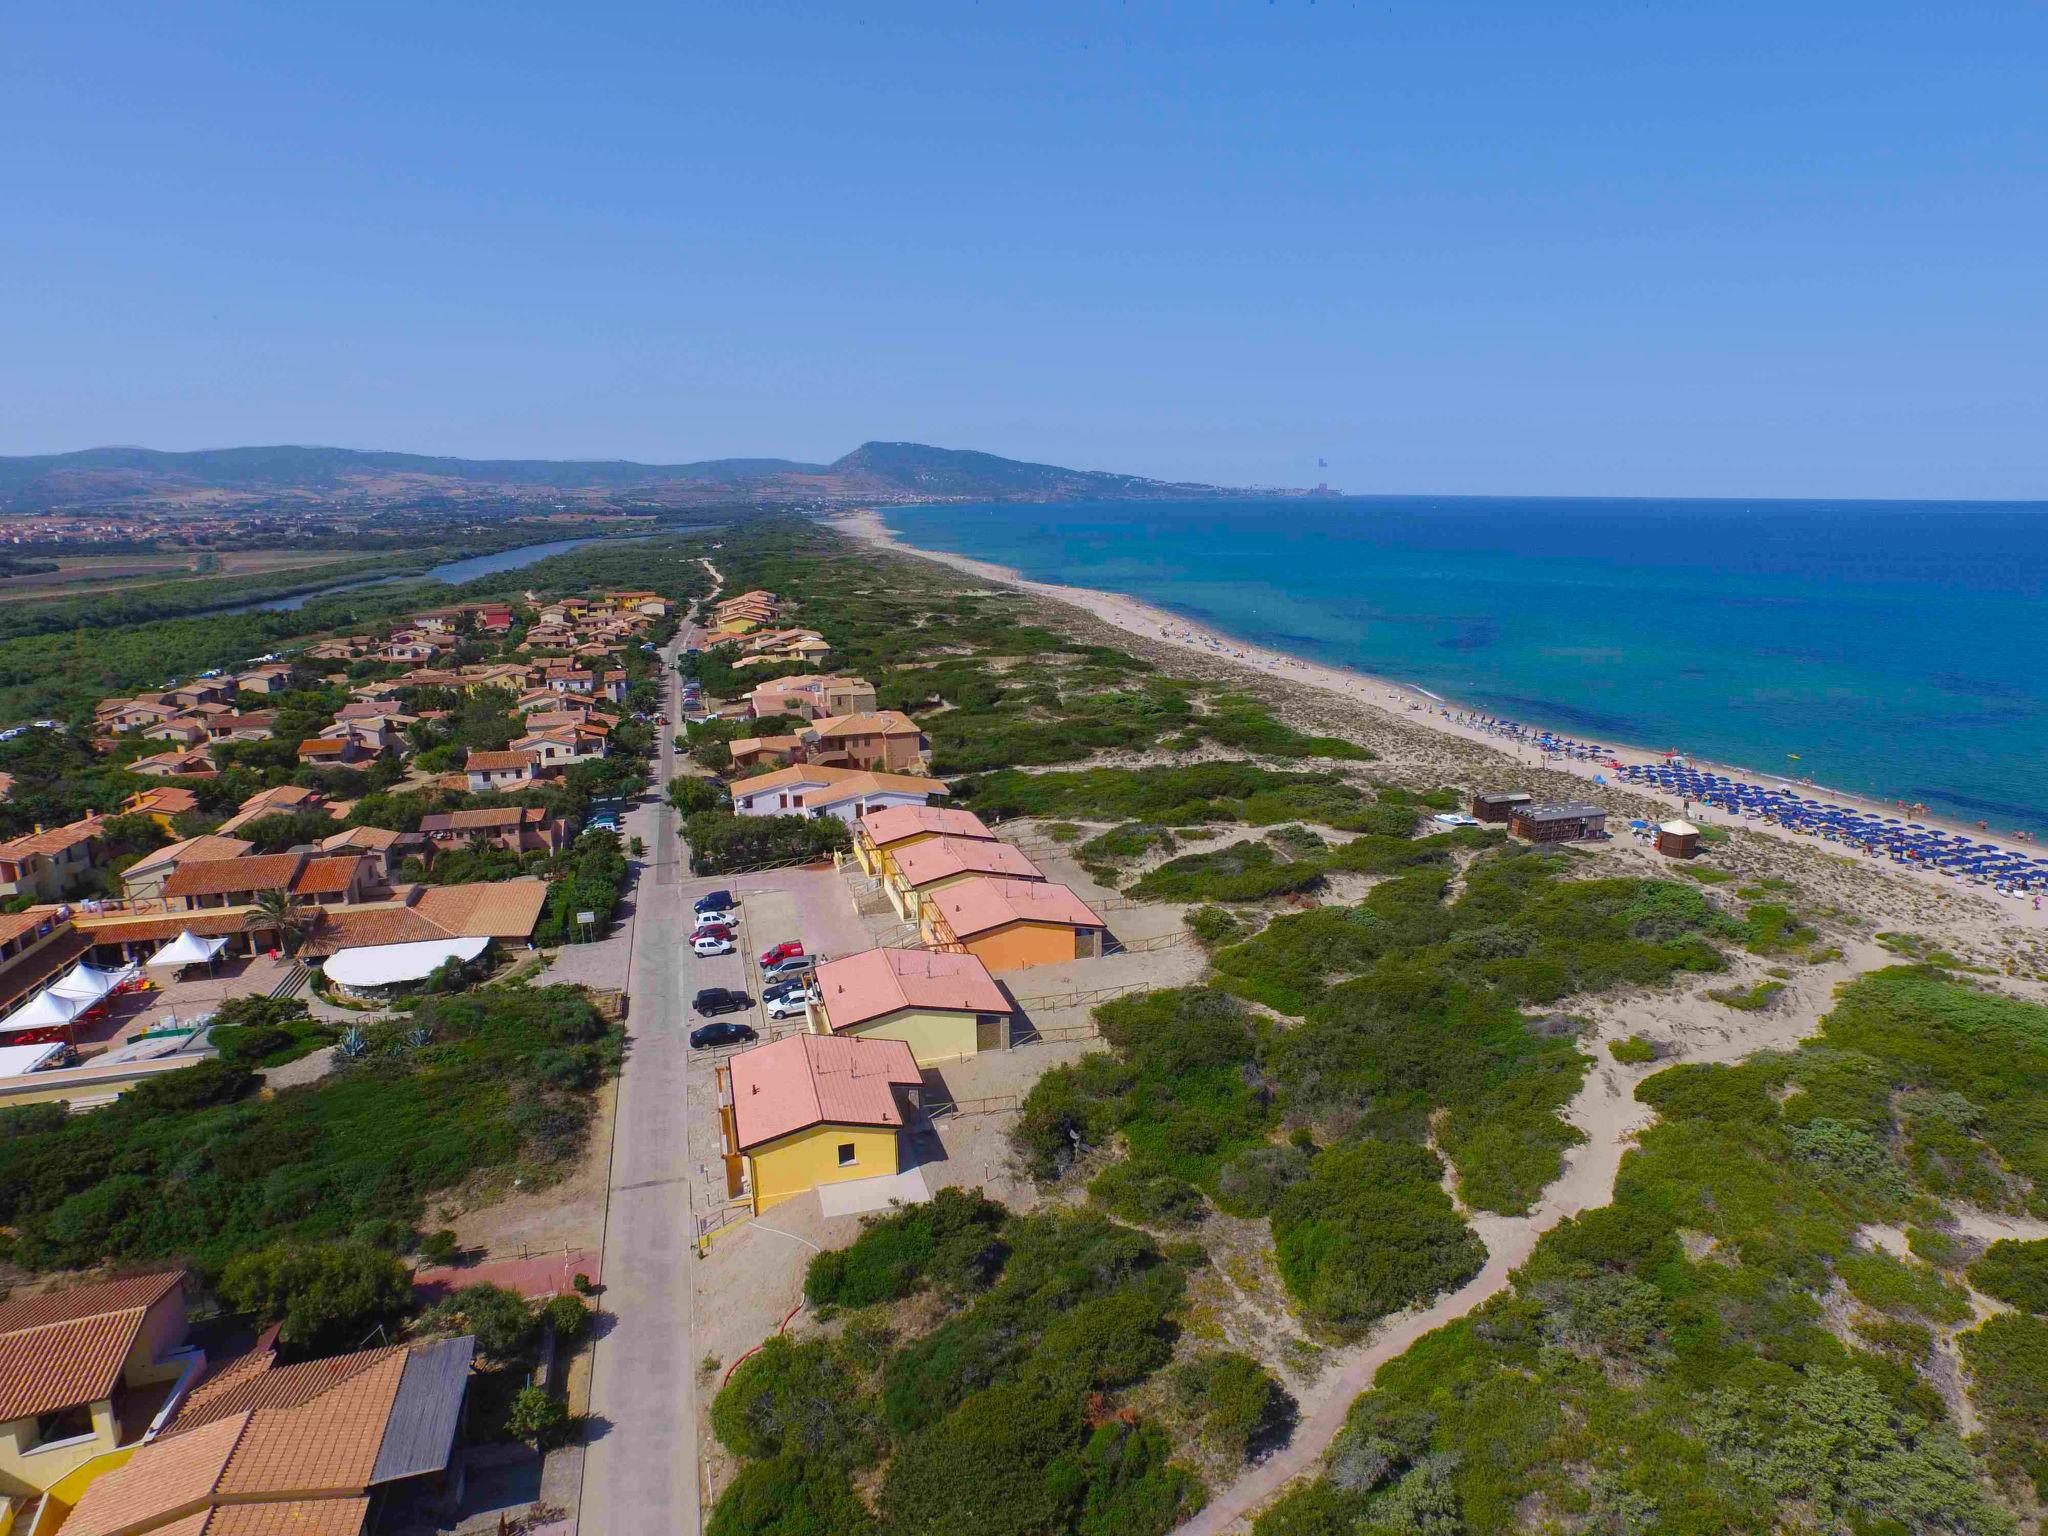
1654;820;1702;859
1509;802;1608;843
1471;791;1533;823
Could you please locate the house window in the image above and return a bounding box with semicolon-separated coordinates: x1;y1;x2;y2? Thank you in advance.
836;1142;857;1167
33;1404;94;1448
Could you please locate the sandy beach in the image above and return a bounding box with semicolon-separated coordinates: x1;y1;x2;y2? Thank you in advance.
831;507;2048;945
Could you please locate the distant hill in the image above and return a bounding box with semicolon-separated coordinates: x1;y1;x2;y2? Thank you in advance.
825;441;1234;501
0;440;1260;511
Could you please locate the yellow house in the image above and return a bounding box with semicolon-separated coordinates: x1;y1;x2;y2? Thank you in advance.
723;1034;923;1213
810;948;1011;1066
852;804;1002;881
884;835;1044;923
0;1272;197;1501
920;877;1108;974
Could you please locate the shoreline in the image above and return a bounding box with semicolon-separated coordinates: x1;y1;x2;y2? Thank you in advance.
829;508;2048;930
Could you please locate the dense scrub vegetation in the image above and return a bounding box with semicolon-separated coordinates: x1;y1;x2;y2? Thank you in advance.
1254;966;2048;1536
0;983;621;1275
712;1197;1205;1536
1010;847;1733;1336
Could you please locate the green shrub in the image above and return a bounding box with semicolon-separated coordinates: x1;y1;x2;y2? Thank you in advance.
217;1240;410;1356
1270;1141;1485;1332
1131;840;1324;903
1961;1314;2048;1500
543;1292;594;1344
1837;1250;1973;1324
1609;1034;1658;1064
1174;1351;1293;1462
1973;1241;2048;1313
1213;1144;1313;1217
1707;980;1786;1011
505;1385;575;1448
804;1189;1008;1307
430;1282;538;1362
1186;905;1246;949
1088;1163;1207;1227
708;1456;875;1536
712;1335;880;1468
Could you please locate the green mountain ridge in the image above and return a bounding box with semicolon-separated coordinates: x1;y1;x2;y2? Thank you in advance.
0;441;1255;510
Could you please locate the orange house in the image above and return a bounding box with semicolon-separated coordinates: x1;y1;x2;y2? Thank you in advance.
918;876;1106;973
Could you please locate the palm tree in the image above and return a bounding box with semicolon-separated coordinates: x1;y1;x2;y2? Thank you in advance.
248;888;314;957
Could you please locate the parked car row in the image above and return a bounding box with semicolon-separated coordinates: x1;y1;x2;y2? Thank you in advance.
685;886;827;1047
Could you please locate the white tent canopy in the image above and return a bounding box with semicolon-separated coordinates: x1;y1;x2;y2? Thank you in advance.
0;1041;65;1076
47;960;136;1006
0;989;96;1032
146;932;229;971
324;936;489;990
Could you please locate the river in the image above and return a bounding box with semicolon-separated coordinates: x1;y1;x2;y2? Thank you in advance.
245;533;664;612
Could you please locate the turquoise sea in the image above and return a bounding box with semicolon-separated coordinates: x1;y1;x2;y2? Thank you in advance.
879;497;2048;833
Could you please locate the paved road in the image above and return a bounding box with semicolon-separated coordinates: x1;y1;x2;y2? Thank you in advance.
580;615;703;1536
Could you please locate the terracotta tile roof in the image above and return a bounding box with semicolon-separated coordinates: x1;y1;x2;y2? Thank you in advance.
129;788;202;816
892;837;1042;890
465;750;536;773
126;836;255;879
927;877;1105;940
0;1269;184;1332
418;807;547;833
289;856;366;897
0;814;105;859
75;911;255;945
301;908;448;954
173;1345;397;1435
67;1337;467;1536
163;853;306;898
60;1412;248;1536
204;1499;370;1535
0;907;61;948
729;1033;922;1151
0;1271;184;1425
319;826;410;853
734;765;947;804
412;880;549;939
296;740;347;757
218;1350;407;1496
859;805;997;847
809;711;922;740
234;786;323;816
816;948;1009;1031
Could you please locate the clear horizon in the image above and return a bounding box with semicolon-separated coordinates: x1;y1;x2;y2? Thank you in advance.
4;2;2043;499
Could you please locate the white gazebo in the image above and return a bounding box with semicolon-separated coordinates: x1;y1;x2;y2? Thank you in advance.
146;931;230;976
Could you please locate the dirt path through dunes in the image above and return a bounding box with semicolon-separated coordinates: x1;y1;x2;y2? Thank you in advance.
1178;1045;1656;1535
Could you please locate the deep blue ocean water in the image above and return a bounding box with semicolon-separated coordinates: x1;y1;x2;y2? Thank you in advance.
880;497;2048;832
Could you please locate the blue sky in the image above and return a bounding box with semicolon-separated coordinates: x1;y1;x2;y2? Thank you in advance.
2;1;2042;497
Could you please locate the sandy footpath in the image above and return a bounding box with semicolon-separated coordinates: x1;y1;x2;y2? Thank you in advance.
832;508;2048;943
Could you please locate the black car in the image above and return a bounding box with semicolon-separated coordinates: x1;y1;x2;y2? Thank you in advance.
693;890;736;915
693;986;751;1017
690;1020;758;1050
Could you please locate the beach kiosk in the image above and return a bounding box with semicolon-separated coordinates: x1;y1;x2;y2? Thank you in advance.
1471;791;1533;824
1509;802;1609;843
1654;820;1702;859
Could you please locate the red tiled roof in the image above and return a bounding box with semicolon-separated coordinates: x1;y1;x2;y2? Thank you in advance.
465;751;536;773
729;1034;922;1151
163;854;305;898
816;948;1009;1031
289;856;366;897
859;805;997;847
926;877;1105;940
0;1271;183;1423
